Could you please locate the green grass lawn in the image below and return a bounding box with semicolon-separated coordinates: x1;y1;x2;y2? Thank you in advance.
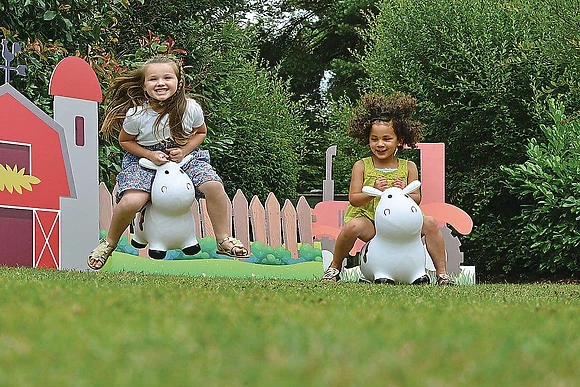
1;267;579;386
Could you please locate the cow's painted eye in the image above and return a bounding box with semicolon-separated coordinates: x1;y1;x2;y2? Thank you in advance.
387;194;393;198
164;170;169;174
384;208;391;216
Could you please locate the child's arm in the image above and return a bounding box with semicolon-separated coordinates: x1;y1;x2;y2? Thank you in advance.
348;160;375;207
406;160;421;204
166;123;207;162
119;129;168;165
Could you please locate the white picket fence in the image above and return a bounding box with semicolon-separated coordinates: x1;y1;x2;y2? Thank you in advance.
98;183;315;258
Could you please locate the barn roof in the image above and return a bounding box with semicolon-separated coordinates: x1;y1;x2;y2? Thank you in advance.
0;83;75;207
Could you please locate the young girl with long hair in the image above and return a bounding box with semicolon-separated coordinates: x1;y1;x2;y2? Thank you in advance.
88;56;249;270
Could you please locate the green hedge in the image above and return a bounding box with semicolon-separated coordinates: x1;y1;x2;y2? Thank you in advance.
501;100;580;276
329;0;580;279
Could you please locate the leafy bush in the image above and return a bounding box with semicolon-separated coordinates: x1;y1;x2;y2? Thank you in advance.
105;2;309;199
501;99;580;275
3;1;309;200
333;0;580;279
326;95;367;194
180;21;309;201
0;33;68;114
0;0;127;50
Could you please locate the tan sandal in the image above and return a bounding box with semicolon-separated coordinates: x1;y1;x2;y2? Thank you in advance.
216;237;249;259
436;273;456;285
321;267;341;282
87;239;116;270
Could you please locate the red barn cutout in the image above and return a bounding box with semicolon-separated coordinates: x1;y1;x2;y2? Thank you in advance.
0;57;101;269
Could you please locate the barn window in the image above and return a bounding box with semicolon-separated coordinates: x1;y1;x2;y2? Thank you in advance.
75;116;85;146
0;141;30;174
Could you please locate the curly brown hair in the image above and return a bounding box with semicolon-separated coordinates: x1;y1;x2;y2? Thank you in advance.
347;92;423;148
100;56;192;146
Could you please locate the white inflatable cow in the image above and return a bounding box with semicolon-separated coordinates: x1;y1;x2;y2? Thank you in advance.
131;155;200;259
359;180;428;284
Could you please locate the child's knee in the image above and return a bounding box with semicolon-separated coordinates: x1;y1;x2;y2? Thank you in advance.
343;219;372;239
119;192;149;212
422;216;439;234
198;180;225;197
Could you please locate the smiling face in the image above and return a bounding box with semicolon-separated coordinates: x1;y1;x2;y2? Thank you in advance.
369;121;403;163
142;62;179;102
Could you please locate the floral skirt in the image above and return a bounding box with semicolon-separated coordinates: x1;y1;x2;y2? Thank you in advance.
115;142;222;203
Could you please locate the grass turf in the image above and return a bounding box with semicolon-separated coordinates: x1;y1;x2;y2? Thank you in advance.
1;267;579;386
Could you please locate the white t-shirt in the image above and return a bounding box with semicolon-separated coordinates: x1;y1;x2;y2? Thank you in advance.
123;98;205;146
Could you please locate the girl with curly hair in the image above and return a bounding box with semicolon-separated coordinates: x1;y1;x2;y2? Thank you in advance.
321;92;454;285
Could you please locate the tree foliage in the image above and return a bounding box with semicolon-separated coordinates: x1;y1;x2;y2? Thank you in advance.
0;0;127;50
1;0;308;200
252;0;378;193
255;0;374;103
180;20;308;200
502;100;580;276
331;0;580;279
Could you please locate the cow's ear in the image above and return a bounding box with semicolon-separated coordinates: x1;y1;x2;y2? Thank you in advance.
139;158;159;170
362;186;382;197
403;180;421;194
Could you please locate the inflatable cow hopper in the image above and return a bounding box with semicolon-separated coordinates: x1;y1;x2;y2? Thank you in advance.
131;155;201;259
358;180;430;284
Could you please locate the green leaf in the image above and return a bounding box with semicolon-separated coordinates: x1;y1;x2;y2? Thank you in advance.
43;11;57;21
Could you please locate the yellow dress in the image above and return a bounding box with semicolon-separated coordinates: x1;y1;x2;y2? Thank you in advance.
343;157;408;223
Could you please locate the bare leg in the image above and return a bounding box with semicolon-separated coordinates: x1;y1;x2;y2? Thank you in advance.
198;181;230;241
330;217;375;269
198;181;248;256
88;189;149;269
422;216;447;276
105;190;150;245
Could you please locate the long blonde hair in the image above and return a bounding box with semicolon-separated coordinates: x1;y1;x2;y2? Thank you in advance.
100;56;190;145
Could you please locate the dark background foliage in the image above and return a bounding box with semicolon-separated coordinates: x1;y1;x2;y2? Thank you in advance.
329;0;580;281
1;0;306;201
